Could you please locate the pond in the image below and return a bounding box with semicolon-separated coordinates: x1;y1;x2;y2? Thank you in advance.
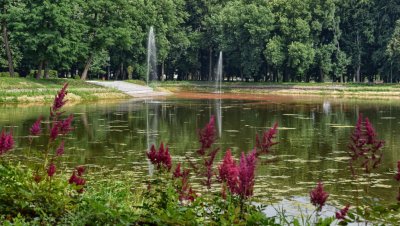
1;92;399;210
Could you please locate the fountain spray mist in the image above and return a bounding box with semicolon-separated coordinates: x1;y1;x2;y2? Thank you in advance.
147;26;157;84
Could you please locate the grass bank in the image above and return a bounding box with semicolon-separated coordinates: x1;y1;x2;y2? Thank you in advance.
155;81;400;100
0;78;128;104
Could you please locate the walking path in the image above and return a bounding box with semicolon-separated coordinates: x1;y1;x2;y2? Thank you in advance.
86;81;170;98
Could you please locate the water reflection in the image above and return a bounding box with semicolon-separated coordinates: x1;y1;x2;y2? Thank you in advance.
215;98;222;138
2;95;400;206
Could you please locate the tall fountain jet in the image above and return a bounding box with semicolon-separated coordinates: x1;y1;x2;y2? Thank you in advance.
147;26;157;85
215;51;223;94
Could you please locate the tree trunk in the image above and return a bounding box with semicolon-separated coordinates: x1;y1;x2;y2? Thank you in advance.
355;32;361;83
81;55;93;80
161;61;165;80
2;21;14;77
44;61;49;79
121;62;124;80
208;48;212;81
36;61;43;79
355;65;361;83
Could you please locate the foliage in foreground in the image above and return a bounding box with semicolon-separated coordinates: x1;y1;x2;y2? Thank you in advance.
1;84;400;225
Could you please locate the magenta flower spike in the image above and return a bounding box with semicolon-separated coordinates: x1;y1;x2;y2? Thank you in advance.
310;181;329;211
0;130;14;155
335;204;350;220
47;162;56;177
197;116;216;155
30;117;42;136
56;141;65;156
146;143;172;171
52;83;68;114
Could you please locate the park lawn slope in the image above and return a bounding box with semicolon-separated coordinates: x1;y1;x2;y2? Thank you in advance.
0;78;128;103
156;81;400;100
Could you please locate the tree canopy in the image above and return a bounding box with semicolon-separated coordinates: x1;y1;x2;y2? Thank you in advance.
0;0;399;82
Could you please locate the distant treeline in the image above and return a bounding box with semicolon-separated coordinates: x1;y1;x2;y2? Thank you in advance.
1;0;400;82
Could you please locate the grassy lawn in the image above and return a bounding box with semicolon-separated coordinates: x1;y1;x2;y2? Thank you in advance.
0;77;128;103
153;81;400;99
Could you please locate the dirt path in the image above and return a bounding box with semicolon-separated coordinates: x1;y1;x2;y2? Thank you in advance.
86;81;170;98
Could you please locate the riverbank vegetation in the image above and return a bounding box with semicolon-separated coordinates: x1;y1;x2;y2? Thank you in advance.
0;77;127;103
1;0;400;83
1;84;400;225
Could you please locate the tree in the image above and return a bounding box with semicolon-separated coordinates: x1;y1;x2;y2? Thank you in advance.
79;0;134;80
215;0;274;81
387;20;400;82
0;0;16;76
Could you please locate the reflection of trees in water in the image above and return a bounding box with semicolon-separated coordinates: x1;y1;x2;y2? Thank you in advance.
2;99;400;204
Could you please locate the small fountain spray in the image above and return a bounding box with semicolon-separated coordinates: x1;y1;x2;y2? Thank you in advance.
215;51;223;94
147;26;157;85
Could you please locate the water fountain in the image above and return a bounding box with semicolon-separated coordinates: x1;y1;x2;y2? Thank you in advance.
215;51;223;94
147;26;157;85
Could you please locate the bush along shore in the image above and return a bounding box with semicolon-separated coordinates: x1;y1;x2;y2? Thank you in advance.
1;84;400;225
0;78;127;104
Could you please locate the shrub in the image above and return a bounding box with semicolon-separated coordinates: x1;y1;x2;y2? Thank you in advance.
0;72;20;77
27;70;58;78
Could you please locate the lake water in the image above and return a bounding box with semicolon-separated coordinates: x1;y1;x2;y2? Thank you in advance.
1;92;399;210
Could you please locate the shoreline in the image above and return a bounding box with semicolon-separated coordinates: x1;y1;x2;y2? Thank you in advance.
0;78;129;104
157;82;400;100
3;78;400;104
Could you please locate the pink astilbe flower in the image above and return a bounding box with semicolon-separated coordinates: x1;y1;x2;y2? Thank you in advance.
59;114;74;135
0;130;14;155
177;168;196;202
56;141;65;156
146;143;172;171
69;166;86;193
69;171;77;184
255;123;278;156
173;163;183;178
52;83;68;114
218;149;236;182
218;149;257;198
204;147;220;188
219;149;240;194
335;204;350;220
47;162;56;177
30;117;42;136
50;121;61;141
76;165;85;176
310;181;329;211
197;116;216;155
348;114;384;174
238;149;257;198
